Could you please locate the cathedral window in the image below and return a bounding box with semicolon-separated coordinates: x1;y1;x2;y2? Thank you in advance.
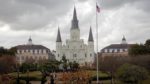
73;54;77;58
85;53;87;57
90;53;92;57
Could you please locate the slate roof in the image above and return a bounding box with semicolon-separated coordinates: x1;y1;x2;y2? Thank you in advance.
56;28;62;42
15;45;50;51
71;7;79;29
88;27;94;42
103;44;128;49
101;44;134;52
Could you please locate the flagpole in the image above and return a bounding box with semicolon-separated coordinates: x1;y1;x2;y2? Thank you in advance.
96;2;99;84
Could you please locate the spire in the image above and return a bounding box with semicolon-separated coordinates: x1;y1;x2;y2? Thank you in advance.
121;35;127;44
28;36;33;45
56;28;62;42
71;7;79;29
88;26;94;42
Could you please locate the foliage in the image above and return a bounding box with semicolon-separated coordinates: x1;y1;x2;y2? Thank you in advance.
38;60;60;72
99;56;129;75
98;56;129;84
9;71;42;79
0;47;16;56
61;55;79;71
130;55;150;71
0;55;16;74
20;63;37;73
145;39;150;47
129;39;150;55
116;63;149;83
58;70;92;84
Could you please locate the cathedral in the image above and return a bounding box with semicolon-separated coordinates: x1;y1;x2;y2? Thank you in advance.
56;7;95;66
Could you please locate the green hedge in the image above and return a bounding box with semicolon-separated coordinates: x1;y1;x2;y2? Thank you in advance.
19;76;41;81
91;76;112;81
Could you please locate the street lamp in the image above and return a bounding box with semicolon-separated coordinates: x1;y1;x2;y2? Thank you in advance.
16;63;20;84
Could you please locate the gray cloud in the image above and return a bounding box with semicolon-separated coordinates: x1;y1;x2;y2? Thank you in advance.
0;0;149;51
0;0;73;30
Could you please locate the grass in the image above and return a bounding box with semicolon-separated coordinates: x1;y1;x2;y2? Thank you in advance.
90;70;109;77
8;71;42;80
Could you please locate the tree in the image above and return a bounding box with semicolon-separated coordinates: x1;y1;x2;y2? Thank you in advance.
72;61;79;70
61;55;68;70
116;63;149;84
98;56;129;84
145;39;150;47
129;44;149;55
0;47;16;56
130;55;150;71
0;55;16;74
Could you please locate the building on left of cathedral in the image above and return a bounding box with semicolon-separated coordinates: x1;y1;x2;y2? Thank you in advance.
14;37;55;64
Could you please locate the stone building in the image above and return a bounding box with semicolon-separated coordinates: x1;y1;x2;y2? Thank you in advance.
55;7;95;66
101;36;133;57
15;37;55;64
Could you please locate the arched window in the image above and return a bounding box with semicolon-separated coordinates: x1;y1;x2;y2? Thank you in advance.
90;53;92;57
73;54;77;58
85;53;87;57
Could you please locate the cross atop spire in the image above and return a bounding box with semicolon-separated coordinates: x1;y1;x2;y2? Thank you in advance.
88;26;94;42
71;7;79;30
56;27;62;42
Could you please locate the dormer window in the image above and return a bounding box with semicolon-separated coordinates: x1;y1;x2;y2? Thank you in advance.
104;49;107;53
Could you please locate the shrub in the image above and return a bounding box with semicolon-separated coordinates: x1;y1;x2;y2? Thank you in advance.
116;63;149;83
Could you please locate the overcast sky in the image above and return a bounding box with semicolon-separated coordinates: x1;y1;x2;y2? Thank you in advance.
0;0;150;51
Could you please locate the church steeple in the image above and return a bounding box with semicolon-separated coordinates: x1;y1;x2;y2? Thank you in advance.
88;27;94;42
71;7;79;29
56;28;62;42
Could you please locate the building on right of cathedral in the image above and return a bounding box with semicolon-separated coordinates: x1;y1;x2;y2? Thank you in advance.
101;36;134;57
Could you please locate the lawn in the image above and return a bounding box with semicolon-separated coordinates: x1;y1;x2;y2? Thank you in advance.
8;71;42;80
88;70;109;77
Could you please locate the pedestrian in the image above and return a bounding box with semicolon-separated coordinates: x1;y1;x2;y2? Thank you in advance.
50;75;54;84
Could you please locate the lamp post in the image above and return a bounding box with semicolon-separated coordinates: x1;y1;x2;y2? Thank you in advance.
16;63;20;84
27;69;29;84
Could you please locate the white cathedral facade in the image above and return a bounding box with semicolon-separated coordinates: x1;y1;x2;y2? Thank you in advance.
56;7;95;66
